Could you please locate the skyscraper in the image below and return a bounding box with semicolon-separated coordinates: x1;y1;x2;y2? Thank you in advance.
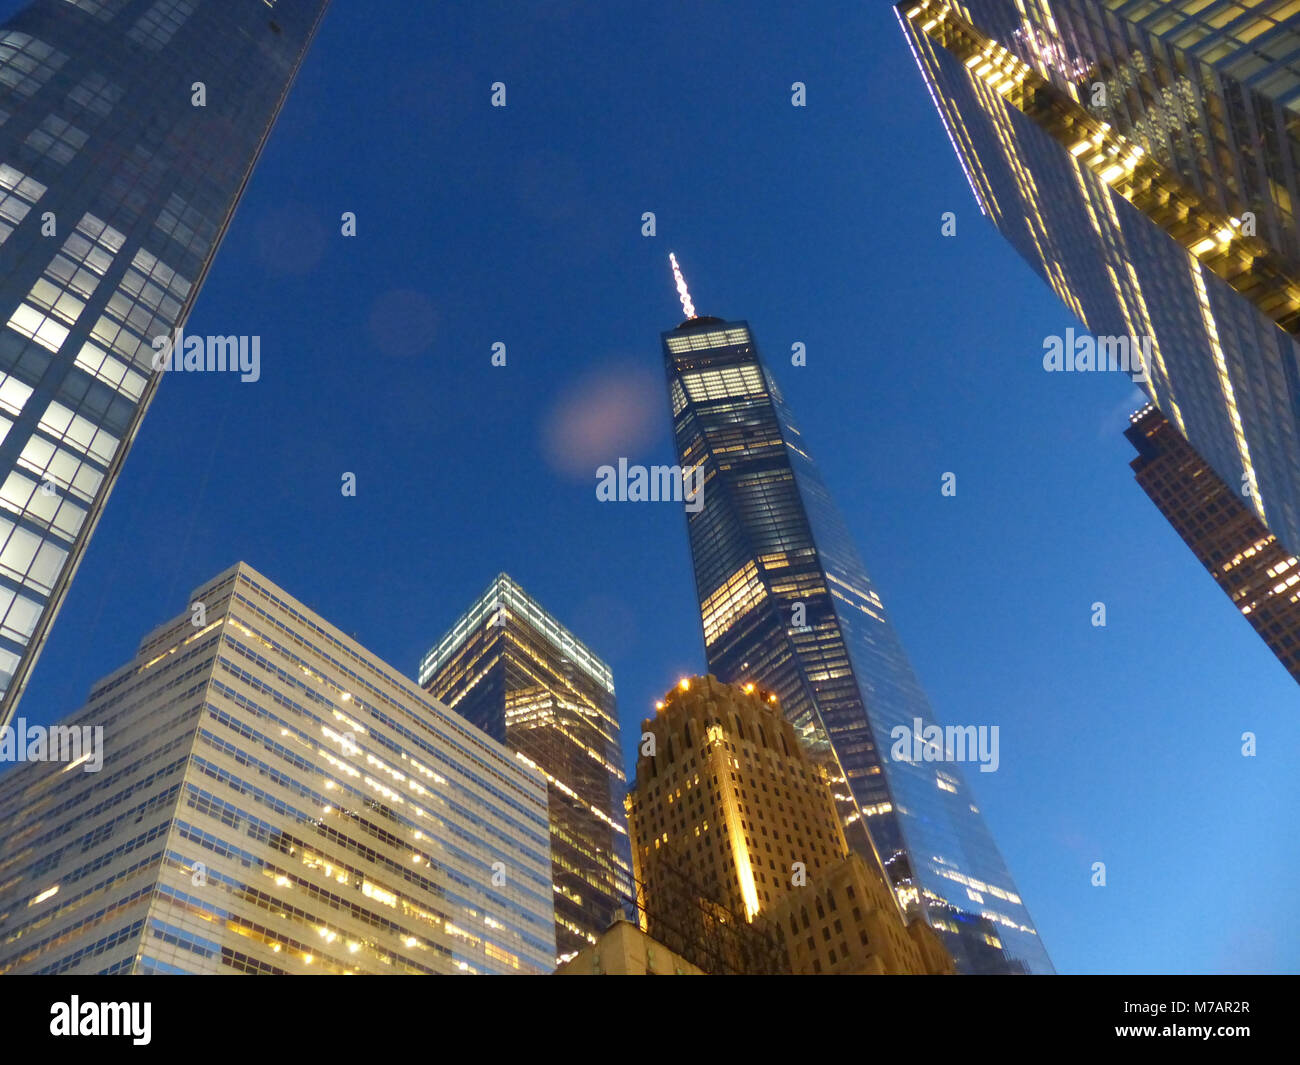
0;562;556;974
898;0;1300;556
1126;402;1300;683
418;574;634;964
0;0;329;725
660;267;1053;974
626;675;952;976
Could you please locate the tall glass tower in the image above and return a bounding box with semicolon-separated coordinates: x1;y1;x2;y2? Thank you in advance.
899;0;1300;557
419;574;635;965
0;0;329;725
660;276;1053;974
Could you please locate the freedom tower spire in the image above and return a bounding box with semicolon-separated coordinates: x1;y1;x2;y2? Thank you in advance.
669;252;697;321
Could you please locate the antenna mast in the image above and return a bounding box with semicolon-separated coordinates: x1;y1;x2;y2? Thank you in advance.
669;252;697;319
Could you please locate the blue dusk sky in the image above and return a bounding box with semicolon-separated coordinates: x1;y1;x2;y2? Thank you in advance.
2;0;1296;975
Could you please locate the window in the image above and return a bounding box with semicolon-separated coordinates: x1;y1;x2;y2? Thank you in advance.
0;163;46;247
24;113;88;166
0;33;68;97
127;0;197;50
62;0;131;20
66;72;124;115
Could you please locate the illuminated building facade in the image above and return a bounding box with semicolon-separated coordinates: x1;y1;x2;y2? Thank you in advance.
0;563;556;974
628;677;848;923
662;304;1053;974
419;574;634;965
1127;402;1300;682
899;0;1300;556
553;917;705;975
626;676;954;976
0;0;329;726
768;852;956;976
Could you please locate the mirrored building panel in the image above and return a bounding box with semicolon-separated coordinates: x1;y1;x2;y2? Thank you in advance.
958;0;1300;271
0;0;329;723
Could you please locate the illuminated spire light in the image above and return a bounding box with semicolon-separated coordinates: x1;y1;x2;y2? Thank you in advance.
669;252;696;319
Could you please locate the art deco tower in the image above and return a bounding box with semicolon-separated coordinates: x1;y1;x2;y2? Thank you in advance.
0;0;329;725
899;0;1300;556
626;675;954;976
659;258;1053;974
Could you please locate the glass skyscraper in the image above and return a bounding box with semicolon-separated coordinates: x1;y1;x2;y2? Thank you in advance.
419;574;634;965
662;310;1053;974
1127;402;1300;682
0;562;556;974
898;0;1300;558
0;0;329;725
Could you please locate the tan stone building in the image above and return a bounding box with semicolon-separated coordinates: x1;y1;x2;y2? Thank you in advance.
554;919;703;975
769;852;955;975
626;675;952;975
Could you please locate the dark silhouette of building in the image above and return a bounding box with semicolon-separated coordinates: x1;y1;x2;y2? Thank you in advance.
1127;404;1300;685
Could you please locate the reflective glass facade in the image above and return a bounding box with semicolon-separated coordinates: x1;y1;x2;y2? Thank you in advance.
419;574;634;965
0;562;556;974
0;0;329;724
900;0;1300;556
958;0;1300;269
663;315;1053;974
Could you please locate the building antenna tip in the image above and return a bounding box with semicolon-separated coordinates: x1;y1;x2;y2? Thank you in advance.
669;252;696;319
